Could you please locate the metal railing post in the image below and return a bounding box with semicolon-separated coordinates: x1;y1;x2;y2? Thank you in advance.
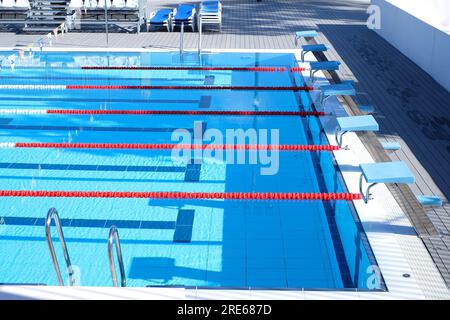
108;225;126;287
105;2;109;47
198;14;202;54
45;208;74;286
180;21;184;54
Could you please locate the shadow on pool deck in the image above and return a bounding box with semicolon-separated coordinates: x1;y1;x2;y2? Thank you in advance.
318;24;450;200
314;22;450;287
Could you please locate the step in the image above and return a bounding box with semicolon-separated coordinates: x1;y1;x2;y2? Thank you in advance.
28;12;67;19
23;22;64;28
30;12;67;16
31;0;67;4
417;195;442;207
381;141;401;151
25;21;66;27
32;4;68;9
28;14;67;19
22;26;60;32
0;20;26;24
30;9;67;13
32;0;68;2
27;17;67;21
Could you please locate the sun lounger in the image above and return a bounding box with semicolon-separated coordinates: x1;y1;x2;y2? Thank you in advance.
125;0;138;9
111;0;125;9
97;0;112;9
199;0;222;32
172;4;196;32
147;8;173;32
84;0;98;9
0;0;29;9
69;0;84;9
14;0;30;8
1;0;16;8
0;0;30;28
73;0;143;33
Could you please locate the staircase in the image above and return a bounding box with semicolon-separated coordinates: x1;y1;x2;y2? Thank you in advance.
23;0;69;33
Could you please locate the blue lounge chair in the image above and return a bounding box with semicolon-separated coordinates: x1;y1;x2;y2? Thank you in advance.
199;1;222;32
172;4;196;32
335;115;379;148
201;1;219;11
359;161;415;203
147;8;173;32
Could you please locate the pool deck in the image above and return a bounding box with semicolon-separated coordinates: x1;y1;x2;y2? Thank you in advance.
1;0;449;293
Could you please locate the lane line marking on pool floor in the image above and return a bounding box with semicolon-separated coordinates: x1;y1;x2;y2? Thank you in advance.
0;85;315;91
0;109;326;117
0;143;341;151
0;190;362;200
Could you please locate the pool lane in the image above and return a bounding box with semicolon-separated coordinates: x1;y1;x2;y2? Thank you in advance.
0;52;366;288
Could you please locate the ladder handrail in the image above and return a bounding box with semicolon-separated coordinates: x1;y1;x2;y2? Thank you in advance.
198;13;202;54
45;208;74;286
107;225;126;287
179;21;185;54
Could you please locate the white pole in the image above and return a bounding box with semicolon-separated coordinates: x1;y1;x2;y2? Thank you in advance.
105;3;109;47
198;14;202;54
180;21;184;54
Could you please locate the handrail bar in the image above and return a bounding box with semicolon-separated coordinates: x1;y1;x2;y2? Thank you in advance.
45;208;74;286
198;13;202;54
180;21;184;54
107;225;126;287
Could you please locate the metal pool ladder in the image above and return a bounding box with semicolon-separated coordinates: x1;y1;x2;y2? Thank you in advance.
45;208;75;286
108;225;127;287
180;22;185;54
198;14;202;54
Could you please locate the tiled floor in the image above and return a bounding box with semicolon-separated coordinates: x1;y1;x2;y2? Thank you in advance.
1;0;449;288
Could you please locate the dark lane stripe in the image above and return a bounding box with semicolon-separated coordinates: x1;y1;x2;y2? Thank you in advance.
0;97;199;104
0;162;186;173
3;216;175;229
0;124;193;133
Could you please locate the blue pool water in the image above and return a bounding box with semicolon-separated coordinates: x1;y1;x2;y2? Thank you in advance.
0;51;381;289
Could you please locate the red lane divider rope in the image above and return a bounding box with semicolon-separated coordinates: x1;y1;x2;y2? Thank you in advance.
13;143;340;151
290;67;306;72
81;66;296;72
0;190;362;200
66;85;315;91
46;110;326;116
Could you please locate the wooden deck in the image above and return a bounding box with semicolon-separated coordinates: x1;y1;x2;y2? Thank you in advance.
1;0;449;287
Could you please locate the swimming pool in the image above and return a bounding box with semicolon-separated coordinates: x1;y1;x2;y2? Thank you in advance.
0;50;382;289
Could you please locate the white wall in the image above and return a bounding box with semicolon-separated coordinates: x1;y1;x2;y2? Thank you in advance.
371;0;450;92
385;0;450;30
